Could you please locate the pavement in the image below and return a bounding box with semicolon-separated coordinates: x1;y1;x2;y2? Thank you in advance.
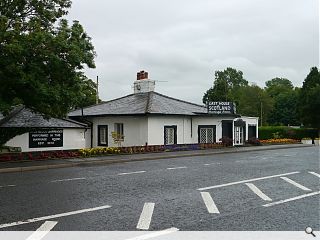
0;144;315;173
0;145;319;232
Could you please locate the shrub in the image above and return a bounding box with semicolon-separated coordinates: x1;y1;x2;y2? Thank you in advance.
259;126;318;140
247;137;261;146
219;137;233;147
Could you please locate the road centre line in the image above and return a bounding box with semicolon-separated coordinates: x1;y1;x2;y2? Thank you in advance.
204;163;221;166
25;221;57;240
0;205;111;229
263;191;320;207
51;177;86;183
136;203;155;230
0;184;16;188
280;177;312;191
197;171;300;191
118;171;146;176
200;192;220;214
167;166;187;170
245;183;272;201
309;171;320;178
125;227;179;240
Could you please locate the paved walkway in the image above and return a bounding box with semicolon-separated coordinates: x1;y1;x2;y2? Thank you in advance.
0;144;315;173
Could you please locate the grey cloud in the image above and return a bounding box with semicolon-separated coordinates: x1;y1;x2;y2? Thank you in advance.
67;0;318;104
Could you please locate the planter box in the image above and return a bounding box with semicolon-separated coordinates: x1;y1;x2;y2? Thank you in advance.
301;139;313;144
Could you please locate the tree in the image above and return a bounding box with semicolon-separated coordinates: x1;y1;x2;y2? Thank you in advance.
298;67;320;130
236;85;273;126
265;77;294;98
203;67;248;104
265;78;300;126
0;0;96;117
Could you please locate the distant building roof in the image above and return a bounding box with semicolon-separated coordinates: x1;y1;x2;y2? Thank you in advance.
0;106;88;128
68;91;209;117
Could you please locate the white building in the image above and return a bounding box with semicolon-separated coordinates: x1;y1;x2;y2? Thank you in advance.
69;71;259;147
1;106;89;152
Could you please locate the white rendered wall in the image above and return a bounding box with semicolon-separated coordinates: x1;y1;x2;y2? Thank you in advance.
240;116;259;140
192;116;235;142
91;116;148;147
147;116;192;145
147;115;236;145
5;129;87;152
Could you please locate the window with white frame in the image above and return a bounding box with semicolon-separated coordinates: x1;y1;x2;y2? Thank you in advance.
198;125;216;143
164;126;177;145
98;125;108;146
114;123;124;140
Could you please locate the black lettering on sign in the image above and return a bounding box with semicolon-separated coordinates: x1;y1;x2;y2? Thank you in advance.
29;129;63;148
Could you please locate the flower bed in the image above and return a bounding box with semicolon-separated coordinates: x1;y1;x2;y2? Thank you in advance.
0;143;225;162
259;138;300;145
78;143;224;157
0;150;80;162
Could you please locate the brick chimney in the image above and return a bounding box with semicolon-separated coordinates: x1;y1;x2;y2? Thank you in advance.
137;70;148;80
134;70;155;93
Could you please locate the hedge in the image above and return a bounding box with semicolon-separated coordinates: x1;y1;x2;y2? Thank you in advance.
258;126;318;140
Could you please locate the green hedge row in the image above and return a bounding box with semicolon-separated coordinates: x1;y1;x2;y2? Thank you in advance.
258;126;318;140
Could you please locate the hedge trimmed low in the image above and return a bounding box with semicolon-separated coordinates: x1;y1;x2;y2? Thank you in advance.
258;126;318;140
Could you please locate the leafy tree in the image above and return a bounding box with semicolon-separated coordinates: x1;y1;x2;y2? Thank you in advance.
265;78;300;126
265;77;294;98
203;67;248;104
298;67;320;131
0;0;96;117
236;85;273;126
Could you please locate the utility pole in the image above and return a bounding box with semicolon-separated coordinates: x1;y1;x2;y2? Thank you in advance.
260;101;263;126
96;76;99;104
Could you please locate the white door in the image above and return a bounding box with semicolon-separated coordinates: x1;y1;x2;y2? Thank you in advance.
234;126;244;145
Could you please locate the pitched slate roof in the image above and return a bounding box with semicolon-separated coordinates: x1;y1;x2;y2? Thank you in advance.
68;91;208;117
0;106;88;128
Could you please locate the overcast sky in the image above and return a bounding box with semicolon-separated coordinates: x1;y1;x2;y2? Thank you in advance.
67;0;319;104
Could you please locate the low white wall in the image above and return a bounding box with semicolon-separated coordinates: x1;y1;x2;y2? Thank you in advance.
5;128;87;152
91;116;148;147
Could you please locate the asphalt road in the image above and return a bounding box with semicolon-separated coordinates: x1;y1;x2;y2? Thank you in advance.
0;146;319;232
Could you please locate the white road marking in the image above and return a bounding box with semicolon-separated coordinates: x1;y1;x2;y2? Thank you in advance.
245;183;272;201
204;163;221;166
198;171;299;191
25;221;57;240
51;177;86;183
136;203;155;230
0;184;16;188
263;191;320;207
166;166;187;170
118;171;146;176
0;205;111;229
309;171;320;178
200;192;220;214
124;227;179;240
280;177;312;191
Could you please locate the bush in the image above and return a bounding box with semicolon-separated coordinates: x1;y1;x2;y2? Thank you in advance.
247;137;261;146
219;137;233;147
258;126;318;140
